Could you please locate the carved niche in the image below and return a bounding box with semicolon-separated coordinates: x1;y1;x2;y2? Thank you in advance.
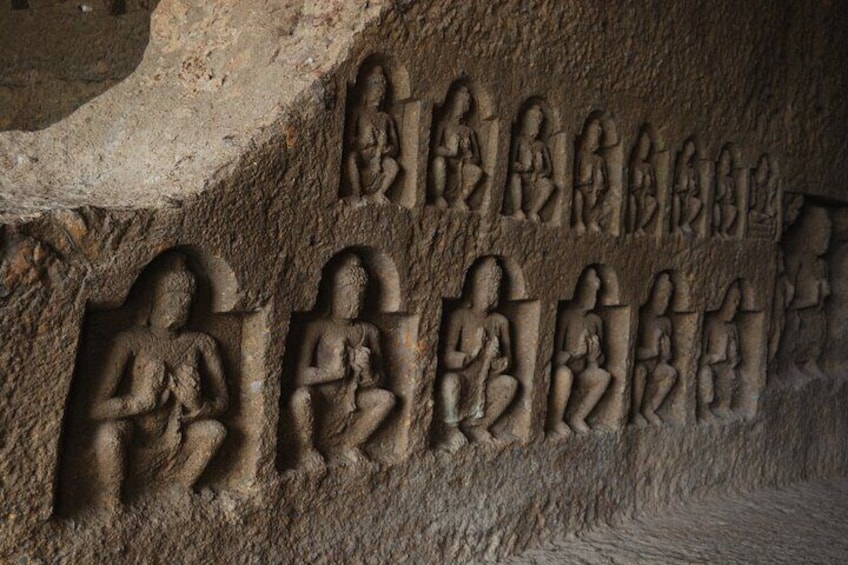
428;79;499;213
547;265;631;435
625;125;671;236
696;279;766;423
778;204;832;374
711;143;748;238
670;136;709;237
58;249;251;513
340;55;420;208
630;271;698;426
278;248;419;471
572;112;623;235
433;256;539;452
747;153;782;240
502;98;566;224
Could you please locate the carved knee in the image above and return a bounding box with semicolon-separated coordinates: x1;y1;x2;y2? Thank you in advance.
492;374;518;405
291;387;314;417
94;420;131;455
441;373;462;424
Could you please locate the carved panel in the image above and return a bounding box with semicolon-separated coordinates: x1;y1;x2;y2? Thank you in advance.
625;125;670;236
427;79;499;213
670;136;709;237
278;248;418;471
548;265;631;435
571;112;623;235
710;143;747;239
58;249;252;513
501;98;564;225
747;153;783;241
432;256;539;452
340;55;420;208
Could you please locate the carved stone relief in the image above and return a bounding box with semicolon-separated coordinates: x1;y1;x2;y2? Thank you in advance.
428;81;497;213
58;250;248;512
572;113;623;234
279;249;418;470
548;266;630;434
747;154;782;240
670;137;707;236
696;280;765;422
711;144;747;238
341;57;420;208
631;272;697;426
434;256;538;452
779;205;832;373
502;100;561;224
625;127;668;236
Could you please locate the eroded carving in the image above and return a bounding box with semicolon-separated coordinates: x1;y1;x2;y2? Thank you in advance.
748;154;780;239
430;83;486;211
781;205;832;372
289;253;396;469
632;273;679;426
712;145;740;237
548;267;613;435
671;137;703;235
573;118;610;233
504;103;555;223
89;253;229;507
343;65;401;204
626;128;659;235
697;281;742;422
436;257;518;452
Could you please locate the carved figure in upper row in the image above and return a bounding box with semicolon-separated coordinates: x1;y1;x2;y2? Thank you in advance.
632;273;678;426
573;119;610;233
506;104;555;223
290;254;396;468
90;253;229;507
548;268;612;435
697;281;742;422
626;129;658;235
671;137;703;235
437;257;518;452
712;145;740;237
345;65;401;204
431;85;485;211
747;154;780;239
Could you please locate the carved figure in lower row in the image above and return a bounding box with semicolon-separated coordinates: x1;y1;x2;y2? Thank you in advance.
438;258;518;452
697;281;742;422
507;104;555;222
290;254;396;468
548;268;612;435
713;146;739;237
573;119;609;233
346;66;401;204
91;254;229;506
632;273;678;426
671;138;703;235
626;130;658;235
432;85;485;211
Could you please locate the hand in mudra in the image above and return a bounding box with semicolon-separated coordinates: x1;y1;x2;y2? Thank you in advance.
490;356;508;375
172;364;202;412
350;345;375;385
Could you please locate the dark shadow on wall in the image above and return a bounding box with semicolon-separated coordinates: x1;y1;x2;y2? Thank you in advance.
0;0;160;132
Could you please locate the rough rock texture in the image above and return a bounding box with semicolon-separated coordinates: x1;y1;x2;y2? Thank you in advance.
509;477;848;564
1;1;847;563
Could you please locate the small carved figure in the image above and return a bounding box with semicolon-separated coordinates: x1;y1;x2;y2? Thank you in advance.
671;138;703;235
431;85;485;211
573;119;609;233
697;281;742;422
632;273;678;426
768;251;795;368
548;268;612;435
290;254;396;468
712;146;739;237
90;254;229;506
346;66;401;204
784;206;831;372
626;130;658;235
506;104;555;222
438;257;518;452
748;154;779;237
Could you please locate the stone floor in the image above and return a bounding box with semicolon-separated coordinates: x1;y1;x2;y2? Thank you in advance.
508;477;848;564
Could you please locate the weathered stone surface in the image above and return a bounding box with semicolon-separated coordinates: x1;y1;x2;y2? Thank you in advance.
1;1;847;562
